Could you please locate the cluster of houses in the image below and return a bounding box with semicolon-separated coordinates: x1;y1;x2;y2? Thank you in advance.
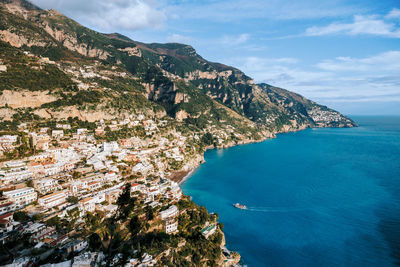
0;116;206;266
0;135;18;155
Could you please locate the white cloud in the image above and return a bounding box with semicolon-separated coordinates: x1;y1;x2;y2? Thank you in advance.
316;51;400;71
220;34;250;46
229;51;400;104
31;0;166;31
167;33;192;44
305;13;400;38
386;8;400;19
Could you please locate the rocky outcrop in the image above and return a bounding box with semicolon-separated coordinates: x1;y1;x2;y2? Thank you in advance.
0;90;57;108
0;107;16;121
174;92;189;104
118;47;142;57
175;110;189;121
0;30;47;47
185;69;233;81
42;23;110;60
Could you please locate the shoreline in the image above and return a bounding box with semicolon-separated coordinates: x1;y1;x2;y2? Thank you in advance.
178;167;198;185
174;125;306;185
175;134;274;185
175;122;352;185
176;124;357;266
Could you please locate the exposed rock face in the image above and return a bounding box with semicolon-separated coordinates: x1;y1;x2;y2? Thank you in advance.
117;47;142;57
174;92;189;104
0;30;47;47
185;70;218;80
3;0;33;18
185;69;233;81
0;90;57;108
42;24;109;60
146;82;177;104
0;108;16;120
175;110;189;121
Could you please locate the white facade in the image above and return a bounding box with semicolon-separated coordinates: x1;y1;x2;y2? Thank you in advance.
79;197;95;213
3;187;37;208
0;202;16;215
52;130;64;138
101;142;119;153
160;205;179;220
0;135;18;144
33;178;60;194
165;219;178;234
0;168;33;184
38;190;68;209
77;128;88;135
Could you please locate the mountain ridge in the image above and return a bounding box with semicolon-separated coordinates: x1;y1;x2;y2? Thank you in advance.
0;1;359;265
0;0;356;132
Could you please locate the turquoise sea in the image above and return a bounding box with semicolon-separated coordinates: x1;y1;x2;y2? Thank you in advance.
181;116;400;266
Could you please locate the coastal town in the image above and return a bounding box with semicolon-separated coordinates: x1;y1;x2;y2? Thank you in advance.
0;1;360;265
0;115;240;266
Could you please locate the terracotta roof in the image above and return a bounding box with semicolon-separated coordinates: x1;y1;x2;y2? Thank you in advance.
0;212;13;220
80;197;92;203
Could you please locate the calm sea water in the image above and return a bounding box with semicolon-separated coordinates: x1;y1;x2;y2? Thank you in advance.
181;116;400;267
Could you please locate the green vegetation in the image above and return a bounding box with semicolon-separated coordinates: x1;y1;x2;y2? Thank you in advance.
42;90;104;109
76;186;225;266
13;211;30;222
0;42;73;92
66;196;79;204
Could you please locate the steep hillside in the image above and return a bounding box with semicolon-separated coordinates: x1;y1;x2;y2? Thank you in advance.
0;1;359;265
0;0;356;135
132;42;356;130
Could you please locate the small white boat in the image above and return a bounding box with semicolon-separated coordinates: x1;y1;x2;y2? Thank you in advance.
233;203;247;210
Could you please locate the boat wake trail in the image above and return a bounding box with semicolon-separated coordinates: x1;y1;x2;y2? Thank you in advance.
246;207;311;213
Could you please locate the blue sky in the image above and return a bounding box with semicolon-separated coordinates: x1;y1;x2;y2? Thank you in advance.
30;0;400;115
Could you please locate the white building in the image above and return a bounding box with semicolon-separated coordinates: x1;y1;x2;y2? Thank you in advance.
70;180;89;196
164;219;178;234
0;213;14;233
33;178;61;194
38;190;68;209
0;135;18;143
40;127;49;134
52;130;64;138
160;205;179;220
72;252;98;267
79;197;95;213
24;222;56;242
130;183;145;194
3;187;37;208
0;201;16;215
4;160;25;168
101;142;119;153
201;223;217;239
77;128;88;135
167;181;182;200
56;124;71;130
42;162;60;176
0;168;33;184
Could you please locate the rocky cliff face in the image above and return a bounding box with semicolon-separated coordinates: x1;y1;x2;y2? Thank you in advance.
0;0;356;133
